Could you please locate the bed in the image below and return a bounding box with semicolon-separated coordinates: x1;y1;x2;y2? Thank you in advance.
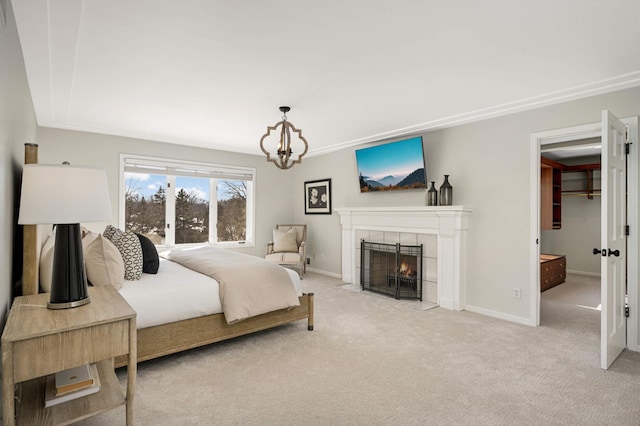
19;144;314;368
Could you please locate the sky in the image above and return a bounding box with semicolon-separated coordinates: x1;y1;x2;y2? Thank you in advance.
125;173;240;201
355;136;425;181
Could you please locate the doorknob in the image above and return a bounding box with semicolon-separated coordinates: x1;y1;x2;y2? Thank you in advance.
608;248;620;257
594;248;621;257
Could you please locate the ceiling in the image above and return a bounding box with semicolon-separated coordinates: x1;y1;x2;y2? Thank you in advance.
12;1;640;157
541;138;601;162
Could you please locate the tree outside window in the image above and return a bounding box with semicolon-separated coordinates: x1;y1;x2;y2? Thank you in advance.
125;174;166;244
217;180;246;242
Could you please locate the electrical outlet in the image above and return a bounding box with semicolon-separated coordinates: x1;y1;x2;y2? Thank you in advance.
513;288;521;299
306;257;310;265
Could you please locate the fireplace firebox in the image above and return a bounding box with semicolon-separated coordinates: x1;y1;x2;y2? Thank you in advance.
360;240;423;300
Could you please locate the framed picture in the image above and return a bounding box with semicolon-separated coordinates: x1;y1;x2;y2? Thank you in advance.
304;178;332;214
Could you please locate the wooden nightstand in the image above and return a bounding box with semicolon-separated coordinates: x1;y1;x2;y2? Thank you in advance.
1;286;136;425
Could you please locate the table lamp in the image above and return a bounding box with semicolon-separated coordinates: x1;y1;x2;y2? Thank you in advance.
18;163;112;309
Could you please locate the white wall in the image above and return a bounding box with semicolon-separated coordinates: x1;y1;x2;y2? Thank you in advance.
34;127;295;258
0;1;38;321
294;86;640;324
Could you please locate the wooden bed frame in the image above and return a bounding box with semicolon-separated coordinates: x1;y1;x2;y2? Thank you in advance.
20;144;314;368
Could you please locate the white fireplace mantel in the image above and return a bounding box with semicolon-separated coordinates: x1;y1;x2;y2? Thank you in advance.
335;206;471;310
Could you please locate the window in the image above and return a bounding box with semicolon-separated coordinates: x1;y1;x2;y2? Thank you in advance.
120;154;255;247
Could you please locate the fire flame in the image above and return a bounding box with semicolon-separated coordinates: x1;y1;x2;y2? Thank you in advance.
399;262;412;276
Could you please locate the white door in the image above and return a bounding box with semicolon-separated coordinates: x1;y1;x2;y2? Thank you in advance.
600;110;627;369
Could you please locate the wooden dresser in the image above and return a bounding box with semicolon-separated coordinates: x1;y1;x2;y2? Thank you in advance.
540;254;566;291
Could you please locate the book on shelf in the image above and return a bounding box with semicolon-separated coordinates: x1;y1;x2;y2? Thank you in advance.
45;364;101;408
55;364;94;395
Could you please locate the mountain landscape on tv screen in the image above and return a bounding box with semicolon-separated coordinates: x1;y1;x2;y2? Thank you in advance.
359;168;426;192
378;175;403;186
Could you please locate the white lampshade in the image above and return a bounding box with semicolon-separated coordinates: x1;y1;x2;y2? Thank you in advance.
18;164;112;225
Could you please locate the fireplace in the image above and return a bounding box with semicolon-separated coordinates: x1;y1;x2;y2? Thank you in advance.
336;206;471;310
361;240;423;300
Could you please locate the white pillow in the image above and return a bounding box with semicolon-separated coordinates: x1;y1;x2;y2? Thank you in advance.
39;231;56;293
273;228;299;253
84;235;125;289
81;228;99;251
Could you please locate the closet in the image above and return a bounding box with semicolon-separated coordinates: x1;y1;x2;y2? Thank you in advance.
541;156;601;230
540;141;602;292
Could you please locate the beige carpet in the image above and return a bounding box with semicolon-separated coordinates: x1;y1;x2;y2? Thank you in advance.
80;272;640;425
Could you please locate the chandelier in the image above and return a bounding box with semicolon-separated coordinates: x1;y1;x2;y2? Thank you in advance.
260;106;309;170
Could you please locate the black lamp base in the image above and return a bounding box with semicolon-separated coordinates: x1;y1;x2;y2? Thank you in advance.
49;223;90;310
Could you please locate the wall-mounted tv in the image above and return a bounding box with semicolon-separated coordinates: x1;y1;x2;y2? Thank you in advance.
355;136;426;193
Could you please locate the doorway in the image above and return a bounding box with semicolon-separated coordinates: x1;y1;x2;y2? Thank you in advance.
529;114;640;368
539;140;602;331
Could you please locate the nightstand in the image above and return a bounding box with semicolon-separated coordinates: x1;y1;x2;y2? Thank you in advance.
1;285;137;425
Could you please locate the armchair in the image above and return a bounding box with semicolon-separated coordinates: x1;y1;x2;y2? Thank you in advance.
265;224;307;278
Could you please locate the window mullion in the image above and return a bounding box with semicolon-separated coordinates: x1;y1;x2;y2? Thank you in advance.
166;175;176;246
210;179;218;243
245;180;254;243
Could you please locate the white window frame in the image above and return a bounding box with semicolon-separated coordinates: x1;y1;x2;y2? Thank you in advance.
119;153;256;248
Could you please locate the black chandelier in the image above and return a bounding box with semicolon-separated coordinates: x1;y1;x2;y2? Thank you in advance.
260;106;309;170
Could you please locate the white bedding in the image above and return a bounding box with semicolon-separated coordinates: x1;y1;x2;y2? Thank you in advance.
119;258;303;329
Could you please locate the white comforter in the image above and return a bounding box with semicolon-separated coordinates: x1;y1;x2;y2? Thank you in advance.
119;258;302;329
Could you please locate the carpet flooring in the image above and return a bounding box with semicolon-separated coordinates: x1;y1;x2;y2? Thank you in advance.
79;272;640;425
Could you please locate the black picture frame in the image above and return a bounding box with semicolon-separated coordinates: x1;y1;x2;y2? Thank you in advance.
304;179;332;214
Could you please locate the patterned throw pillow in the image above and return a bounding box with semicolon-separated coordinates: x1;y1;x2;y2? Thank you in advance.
103;225;143;280
103;224;118;240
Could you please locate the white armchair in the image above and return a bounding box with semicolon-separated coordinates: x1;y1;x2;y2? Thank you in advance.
265;224;307;278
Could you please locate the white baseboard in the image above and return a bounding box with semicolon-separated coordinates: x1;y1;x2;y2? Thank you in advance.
306;267;342;279
566;269;601;278
464;304;534;326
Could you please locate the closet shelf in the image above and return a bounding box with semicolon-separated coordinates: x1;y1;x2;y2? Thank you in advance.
562;192;601;197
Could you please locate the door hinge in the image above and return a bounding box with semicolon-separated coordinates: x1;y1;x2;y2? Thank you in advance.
625;303;630;318
625;225;630;236
625;126;630;142
625;142;631;155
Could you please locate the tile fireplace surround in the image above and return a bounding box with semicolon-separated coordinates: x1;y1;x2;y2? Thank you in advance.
335;206;471;310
